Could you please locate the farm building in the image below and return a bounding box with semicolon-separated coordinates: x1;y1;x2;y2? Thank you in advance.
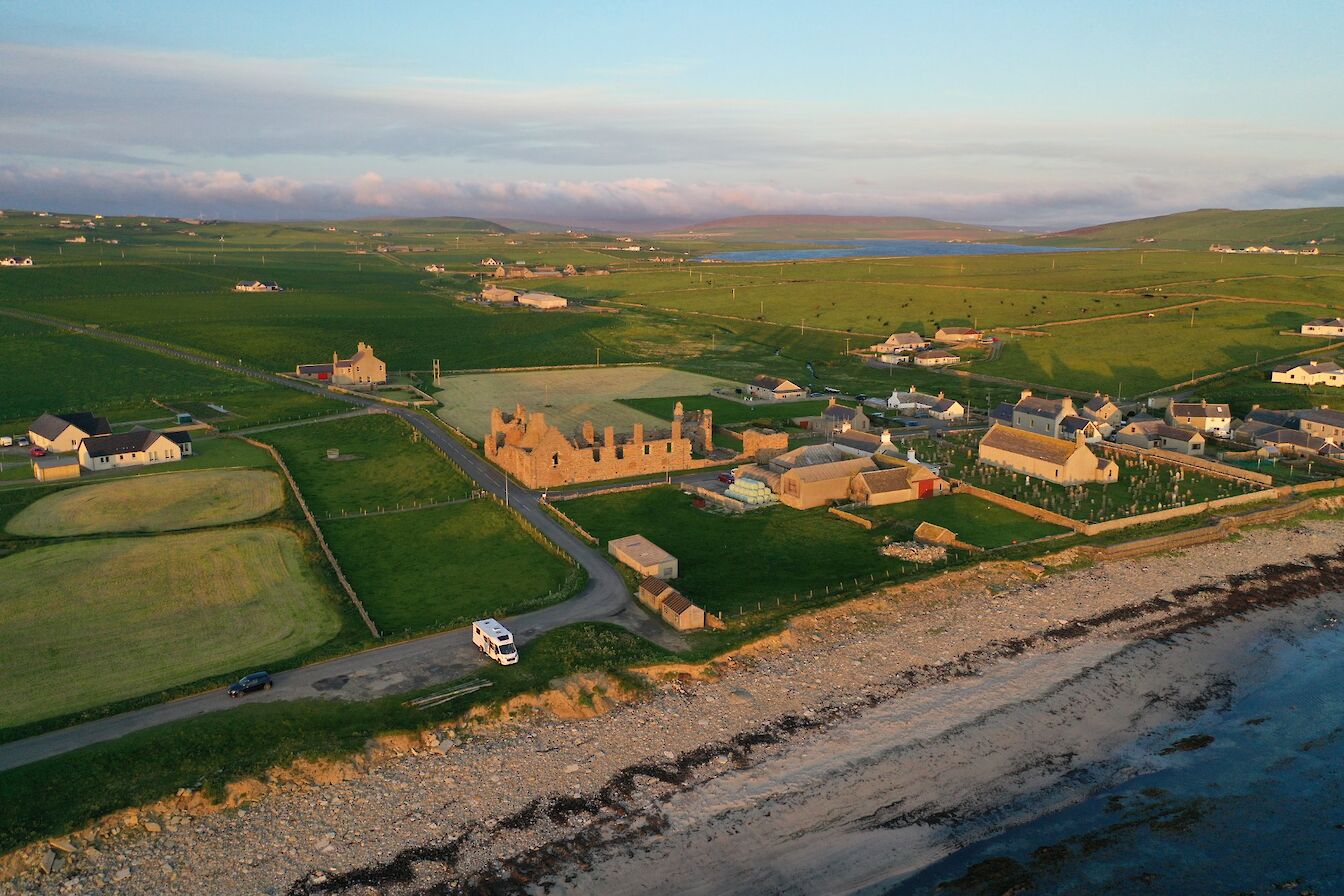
768;443;847;472
877;352;913;365
832;428;897;458
31;455;81;482
78;428;183;471
234;280;281;292
517;292;567;310
1167;400;1232;438
295;341;387;385
28;411;111;453
748;375;807;401
481;285;520;303
1;256;34;266
913;349;960;367
872;332;929;352
424;263;446;273
1271;360;1344;386
850;463;947;506
1301;318;1344;337
609;535;678;579
1114;419;1206;455
934;326;980;343
978;424;1118;485
778;457;877;509
659;591;706;631
486;402;713;488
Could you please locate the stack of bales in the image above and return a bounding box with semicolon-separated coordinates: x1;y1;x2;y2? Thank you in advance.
725;477;777;506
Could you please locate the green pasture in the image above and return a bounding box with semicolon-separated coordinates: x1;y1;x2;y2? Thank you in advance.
320;501;575;636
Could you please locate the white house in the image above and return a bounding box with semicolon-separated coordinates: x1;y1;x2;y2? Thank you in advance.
912;349;960;367
78;428;183;471
1272;359;1344;387
28;411;111;453
887;386;965;420
871;332;929;353
1301;318;1344;337
1167;400;1233;438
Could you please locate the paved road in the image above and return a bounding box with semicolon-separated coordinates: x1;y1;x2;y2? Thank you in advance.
0;309;681;772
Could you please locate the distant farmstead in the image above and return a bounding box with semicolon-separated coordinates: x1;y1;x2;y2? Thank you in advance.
517;292;567;310
912;349;960;367
748;375;807;401
934;326;980;343
1;256;33;266
1272;359;1344;387
235;280;282;292
1301;318;1344;337
78;428;184;471
295;341;387;385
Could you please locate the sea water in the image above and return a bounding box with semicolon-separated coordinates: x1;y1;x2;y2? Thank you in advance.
887;599;1344;895
699;239;1103;263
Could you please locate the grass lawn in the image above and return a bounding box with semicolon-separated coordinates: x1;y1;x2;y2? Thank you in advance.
0;621;669;854
434;365;732;438
560;486;1049;614
1202;362;1344;417
0;526;341;729
617;393;830;426
978;301;1331;394
5;469;284;537
260;413;474;516
855;493;1068;547
321;501;576;636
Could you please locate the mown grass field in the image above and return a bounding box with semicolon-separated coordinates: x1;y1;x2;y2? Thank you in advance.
560;486;1052;613
434;365;732;437
0;526;341;728
321;501;575;636
260;413;474;515
4;469;283;537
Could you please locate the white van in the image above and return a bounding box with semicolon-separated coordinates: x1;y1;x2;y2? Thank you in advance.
472;618;518;665
0;436;12;447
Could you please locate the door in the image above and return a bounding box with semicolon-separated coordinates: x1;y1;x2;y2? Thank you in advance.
917;479;934;499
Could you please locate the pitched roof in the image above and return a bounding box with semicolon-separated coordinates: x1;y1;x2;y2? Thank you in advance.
608;535;675;566
1084;394;1115;413
1304;317;1344;327
1278;360;1344;375
640;576;673;596
834;430;884;452
1059;415;1096;434
855;467;918;494
823;403;862;420
783;457;876;483
751;374;800;392
990;402;1015;423
1170;401;1230;418
1298;407;1344;429
162;430;193;447
771;443;847;469
936;326;978;335
979;423;1083;466
918;349;959;360
297;363;334;375
884;332;925;345
1245;408;1300;427
661;591;695;615
80;429;169;458
1015;396;1067;418
29;411;110;441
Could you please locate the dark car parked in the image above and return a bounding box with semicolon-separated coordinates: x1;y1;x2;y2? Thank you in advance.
228;671;273;698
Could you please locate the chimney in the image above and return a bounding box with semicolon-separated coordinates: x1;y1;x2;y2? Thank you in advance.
1075;429;1086;448
1020;389;1032;400
937;390;944;399
907;447;917;463
881;429;892;445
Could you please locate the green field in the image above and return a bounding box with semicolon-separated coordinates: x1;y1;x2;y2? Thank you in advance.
260;413;474;515
560;486;1055;613
1041;206;1344;250
856;493;1068;547
321;501;575;636
5;469;284;537
0;526;341;728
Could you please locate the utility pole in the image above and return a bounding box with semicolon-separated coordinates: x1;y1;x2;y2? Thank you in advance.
596;347;601;367
800;318;804;336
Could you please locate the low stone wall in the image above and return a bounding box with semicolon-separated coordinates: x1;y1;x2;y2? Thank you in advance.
237;436;380;639
1079;488;1277;536
951;481;1086;531
1284;477;1344;495
550;480;669;502
828;507;875;529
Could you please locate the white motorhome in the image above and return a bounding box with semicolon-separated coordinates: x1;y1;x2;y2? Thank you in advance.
472;618;518;665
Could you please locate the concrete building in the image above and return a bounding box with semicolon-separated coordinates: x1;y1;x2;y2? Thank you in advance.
1167;400;1232;438
27;411;111;453
978;424;1119;485
1271;360;1344;386
295;341;387;386
748;375;807;401
609;535;678;579
778;457;877;509
78;428;183;471
486;402;712;488
481;285;520;303
517;292;567;310
31;455;81;482
1301;318;1344;337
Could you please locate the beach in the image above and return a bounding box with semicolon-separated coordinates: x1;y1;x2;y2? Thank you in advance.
6;518;1344;895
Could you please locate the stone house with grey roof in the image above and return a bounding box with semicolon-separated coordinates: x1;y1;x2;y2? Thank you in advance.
1167;400;1232;438
1011;390;1076;438
978;424;1118;485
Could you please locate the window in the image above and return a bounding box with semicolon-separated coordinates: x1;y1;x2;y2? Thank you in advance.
643;444;650;456
551;452;560;468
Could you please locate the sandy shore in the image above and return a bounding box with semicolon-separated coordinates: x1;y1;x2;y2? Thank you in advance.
7;518;1344;895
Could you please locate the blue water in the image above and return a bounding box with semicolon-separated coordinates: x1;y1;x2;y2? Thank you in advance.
888;603;1344;895
699;239;1104;263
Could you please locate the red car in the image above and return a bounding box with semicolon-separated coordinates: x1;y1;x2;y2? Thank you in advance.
718;472;735;484
29;447;46;457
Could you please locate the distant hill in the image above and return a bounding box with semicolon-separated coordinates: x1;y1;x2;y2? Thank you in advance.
664;214;1019;242
321;215;511;235
1041;207;1344;249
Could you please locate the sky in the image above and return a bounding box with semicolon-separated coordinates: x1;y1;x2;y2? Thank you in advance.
3;0;1343;228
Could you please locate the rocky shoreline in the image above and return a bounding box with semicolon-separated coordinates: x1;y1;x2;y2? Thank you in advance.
6;519;1344;895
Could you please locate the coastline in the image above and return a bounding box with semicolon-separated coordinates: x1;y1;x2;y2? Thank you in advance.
6;518;1344;895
